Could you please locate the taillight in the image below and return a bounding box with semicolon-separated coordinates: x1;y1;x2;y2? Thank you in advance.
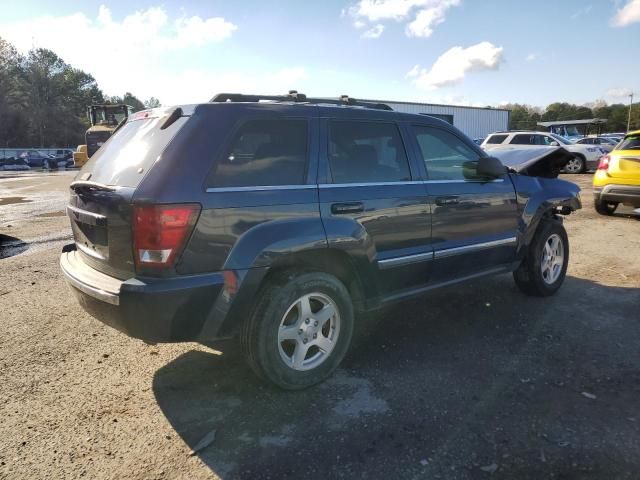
133;204;200;268
597;155;610;171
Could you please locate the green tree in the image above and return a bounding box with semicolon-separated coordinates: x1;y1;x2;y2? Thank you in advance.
144;97;161;108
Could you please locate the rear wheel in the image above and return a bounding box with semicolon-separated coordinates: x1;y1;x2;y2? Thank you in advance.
564;155;585;174
241;272;354;390
514;219;569;297
594;198;618;215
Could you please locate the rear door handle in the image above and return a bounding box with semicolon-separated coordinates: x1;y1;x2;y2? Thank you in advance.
435;196;460;206
331;202;364;214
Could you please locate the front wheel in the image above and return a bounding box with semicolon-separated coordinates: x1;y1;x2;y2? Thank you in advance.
513;219;569;297
241;272;354;390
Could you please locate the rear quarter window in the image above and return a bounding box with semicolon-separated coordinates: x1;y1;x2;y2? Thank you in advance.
207;119;308;188
618;134;640;150
486;134;507;144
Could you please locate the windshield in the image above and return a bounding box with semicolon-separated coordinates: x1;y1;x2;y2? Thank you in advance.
618;134;640;150
92;107;127;127
549;133;571;145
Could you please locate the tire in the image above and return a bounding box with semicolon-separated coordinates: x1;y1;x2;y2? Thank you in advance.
564;155;586;174
594;198;618;215
241;271;354;390
513;219;569;297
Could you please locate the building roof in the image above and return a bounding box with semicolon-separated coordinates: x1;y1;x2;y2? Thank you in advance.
537;118;608;127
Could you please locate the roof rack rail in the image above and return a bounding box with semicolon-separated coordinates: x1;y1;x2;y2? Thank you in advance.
210;91;393;111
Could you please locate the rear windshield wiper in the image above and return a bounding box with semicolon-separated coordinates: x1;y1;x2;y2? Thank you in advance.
69;181;117;193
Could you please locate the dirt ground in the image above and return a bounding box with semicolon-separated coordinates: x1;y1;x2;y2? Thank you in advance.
1;170;639;480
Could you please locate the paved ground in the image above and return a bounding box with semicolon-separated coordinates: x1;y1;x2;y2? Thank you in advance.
1;171;639;479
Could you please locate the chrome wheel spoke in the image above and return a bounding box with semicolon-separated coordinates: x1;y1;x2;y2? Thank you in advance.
315;335;334;353
313;303;336;326
278;325;299;342
297;295;313;319
541;233;564;284
291;341;308;368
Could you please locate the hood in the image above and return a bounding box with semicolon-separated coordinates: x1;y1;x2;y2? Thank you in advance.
488;147;575;178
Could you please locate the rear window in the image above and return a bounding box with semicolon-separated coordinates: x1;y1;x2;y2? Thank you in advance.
207;119;308;188
486;134;507;144
618;134;640;150
79;112;188;188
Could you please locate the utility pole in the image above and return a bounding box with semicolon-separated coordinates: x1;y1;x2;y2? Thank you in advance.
628;93;634;132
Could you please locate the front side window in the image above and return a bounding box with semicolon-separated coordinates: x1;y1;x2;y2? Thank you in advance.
328;121;411;184
209;119;308;188
413;126;479;181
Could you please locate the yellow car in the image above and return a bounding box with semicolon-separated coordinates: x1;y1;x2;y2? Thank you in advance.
593;129;640;215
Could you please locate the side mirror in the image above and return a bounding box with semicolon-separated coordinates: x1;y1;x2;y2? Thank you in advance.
476;156;508;178
549;141;559;146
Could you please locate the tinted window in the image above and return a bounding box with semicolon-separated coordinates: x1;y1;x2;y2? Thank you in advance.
533;135;555;146
511;134;533;145
328;121;410;184
618;134;640;150
413;126;479;180
210;119;308;188
486;134;508;144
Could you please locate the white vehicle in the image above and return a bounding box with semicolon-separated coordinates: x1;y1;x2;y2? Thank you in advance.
573;136;617;153
482;131;607;173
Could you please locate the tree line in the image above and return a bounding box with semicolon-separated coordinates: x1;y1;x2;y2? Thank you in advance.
0;36;160;148
503;100;638;133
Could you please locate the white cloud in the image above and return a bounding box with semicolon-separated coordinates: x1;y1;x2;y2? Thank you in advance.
406;0;460;37
345;0;460;37
362;24;385;38
409;41;504;89
405;64;421;78
525;53;539;61
0;5;237;103
611;0;640;26
606;87;634;98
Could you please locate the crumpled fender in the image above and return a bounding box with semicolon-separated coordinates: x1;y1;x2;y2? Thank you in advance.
509;174;581;257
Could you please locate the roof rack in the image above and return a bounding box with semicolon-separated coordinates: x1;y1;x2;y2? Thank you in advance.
210;91;393;111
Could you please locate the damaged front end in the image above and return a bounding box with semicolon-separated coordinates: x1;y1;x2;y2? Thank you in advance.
489;146;576;179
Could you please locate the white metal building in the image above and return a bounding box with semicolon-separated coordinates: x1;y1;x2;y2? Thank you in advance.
365;99;511;140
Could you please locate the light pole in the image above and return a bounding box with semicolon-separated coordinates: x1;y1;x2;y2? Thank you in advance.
628;93;634;132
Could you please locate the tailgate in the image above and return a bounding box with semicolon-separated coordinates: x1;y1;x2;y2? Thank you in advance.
68;185;136;280
608;152;640;180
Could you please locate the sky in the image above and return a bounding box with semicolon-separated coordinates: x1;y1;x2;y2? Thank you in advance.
0;0;639;108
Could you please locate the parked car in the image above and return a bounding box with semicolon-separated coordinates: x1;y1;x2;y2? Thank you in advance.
482;131;607;173
43;151;75;169
18;150;50;168
574;136;616;152
593;130;640;215
60;93;581;389
0;157;30;171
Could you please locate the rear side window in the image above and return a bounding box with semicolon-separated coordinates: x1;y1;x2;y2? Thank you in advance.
486;134;507;144
511;134;533;145
328;121;411;184
413;126;479;181
209;119;308;188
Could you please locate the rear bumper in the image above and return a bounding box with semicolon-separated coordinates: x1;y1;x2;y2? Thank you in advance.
593;184;640;206
60;248;260;343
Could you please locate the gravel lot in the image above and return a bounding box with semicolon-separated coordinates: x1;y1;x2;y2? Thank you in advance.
1;170;639;479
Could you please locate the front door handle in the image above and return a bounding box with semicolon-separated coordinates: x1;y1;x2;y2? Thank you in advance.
331;202;364;214
435;196;460;206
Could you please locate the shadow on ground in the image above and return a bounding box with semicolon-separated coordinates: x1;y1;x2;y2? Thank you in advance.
0;234;28;259
153;275;640;479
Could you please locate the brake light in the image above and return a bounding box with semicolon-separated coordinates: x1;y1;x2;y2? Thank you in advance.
597;155;610;171
133;204;200;268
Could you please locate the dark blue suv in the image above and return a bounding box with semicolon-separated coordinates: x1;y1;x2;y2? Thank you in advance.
60;93;581;389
